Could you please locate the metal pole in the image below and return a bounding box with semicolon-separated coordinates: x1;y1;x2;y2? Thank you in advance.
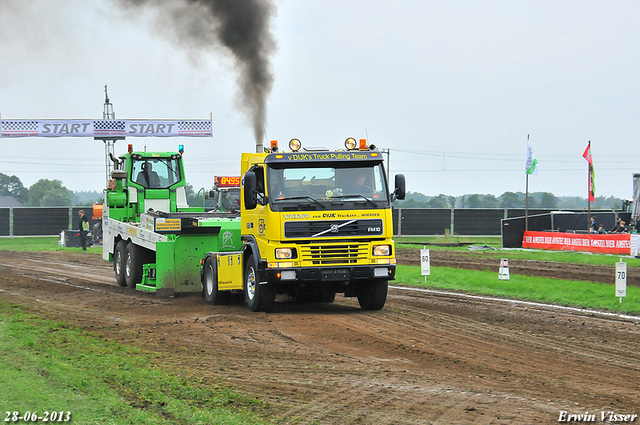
382;148;390;185
525;173;529;231
587;162;591;232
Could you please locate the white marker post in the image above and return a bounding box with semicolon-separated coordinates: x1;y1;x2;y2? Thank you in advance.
420;247;430;282
498;258;510;280
616;259;627;303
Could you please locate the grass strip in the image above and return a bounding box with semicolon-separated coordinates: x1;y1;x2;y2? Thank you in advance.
0;302;271;425
0;237;101;252
397;265;640;316
396;242;640;268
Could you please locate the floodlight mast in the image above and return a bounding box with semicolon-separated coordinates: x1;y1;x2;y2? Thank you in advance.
100;85;123;187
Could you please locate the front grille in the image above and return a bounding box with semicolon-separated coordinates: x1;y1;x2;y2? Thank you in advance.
284;219;383;238
300;243;368;265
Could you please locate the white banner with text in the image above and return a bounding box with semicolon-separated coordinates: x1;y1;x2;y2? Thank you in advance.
0;119;212;138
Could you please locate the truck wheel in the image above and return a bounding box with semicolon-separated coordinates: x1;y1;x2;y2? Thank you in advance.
124;243;143;289
114;240;128;287
203;256;229;305
244;255;275;312
357;279;388;310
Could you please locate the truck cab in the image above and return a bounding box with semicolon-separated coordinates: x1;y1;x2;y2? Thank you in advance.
106;146;200;224
206;176;241;213
240;137;405;311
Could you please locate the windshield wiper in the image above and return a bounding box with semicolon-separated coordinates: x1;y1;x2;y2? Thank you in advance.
329;194;377;206
275;195;326;209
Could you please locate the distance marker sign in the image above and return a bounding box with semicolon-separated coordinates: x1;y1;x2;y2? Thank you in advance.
420;249;430;276
616;261;627;300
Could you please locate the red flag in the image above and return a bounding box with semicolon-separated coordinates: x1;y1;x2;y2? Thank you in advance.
583;141;595;202
582;141;593;164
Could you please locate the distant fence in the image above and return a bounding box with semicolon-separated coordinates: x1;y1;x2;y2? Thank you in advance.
0;206;626;241
0;207;99;237
391;208;616;237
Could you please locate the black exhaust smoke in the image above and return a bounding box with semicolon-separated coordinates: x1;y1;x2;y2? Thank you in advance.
117;0;277;151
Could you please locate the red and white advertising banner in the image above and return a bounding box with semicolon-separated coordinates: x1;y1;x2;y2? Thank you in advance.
0;119;212;138
523;231;640;255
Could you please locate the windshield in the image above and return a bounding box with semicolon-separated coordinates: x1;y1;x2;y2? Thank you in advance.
131;157;182;189
218;188;241;211
267;163;389;211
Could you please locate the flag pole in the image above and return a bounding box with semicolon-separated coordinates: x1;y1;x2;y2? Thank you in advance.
525;172;529;231
587;141;591;232
525;134;530;231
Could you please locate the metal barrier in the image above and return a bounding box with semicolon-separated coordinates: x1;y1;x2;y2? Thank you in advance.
0;206;620;238
0;207;97;237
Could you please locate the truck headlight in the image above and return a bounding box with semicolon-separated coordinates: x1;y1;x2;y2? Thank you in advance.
372;245;391;256
275;247;293;259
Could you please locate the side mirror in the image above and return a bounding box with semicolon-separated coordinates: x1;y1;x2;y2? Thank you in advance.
243;171;257;210
392;174;406;201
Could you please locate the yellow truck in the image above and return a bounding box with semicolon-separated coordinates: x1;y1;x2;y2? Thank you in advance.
201;137;405;312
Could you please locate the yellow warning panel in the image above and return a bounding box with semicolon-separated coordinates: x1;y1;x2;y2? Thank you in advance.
217;252;244;291
155;218;182;232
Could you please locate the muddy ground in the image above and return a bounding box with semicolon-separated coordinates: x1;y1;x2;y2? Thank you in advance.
0;249;639;424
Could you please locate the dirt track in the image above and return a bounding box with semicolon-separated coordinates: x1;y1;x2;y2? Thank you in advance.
1;249;639;424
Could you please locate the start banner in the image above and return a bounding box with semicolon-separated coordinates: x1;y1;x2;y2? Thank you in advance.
522;231;640;255
0;119;212;138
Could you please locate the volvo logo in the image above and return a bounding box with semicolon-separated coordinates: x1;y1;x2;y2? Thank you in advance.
283;213;310;219
330;224;340;233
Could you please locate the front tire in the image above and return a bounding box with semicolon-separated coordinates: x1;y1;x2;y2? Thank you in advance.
203;256;229;305
124;243;143;289
357;279;388;310
244;255;275;312
114;240;128;287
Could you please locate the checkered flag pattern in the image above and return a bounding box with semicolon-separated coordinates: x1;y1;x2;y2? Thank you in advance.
178;121;211;132
94;120;126;131
1;120;39;135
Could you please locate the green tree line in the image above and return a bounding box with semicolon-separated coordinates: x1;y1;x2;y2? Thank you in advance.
2;172;625;210
395;191;625;210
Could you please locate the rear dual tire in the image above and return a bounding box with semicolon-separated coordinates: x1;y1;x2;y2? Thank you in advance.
114;240;127;287
124;243;143;289
114;240;146;289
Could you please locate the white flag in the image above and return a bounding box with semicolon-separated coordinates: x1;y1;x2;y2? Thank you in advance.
526;136;538;175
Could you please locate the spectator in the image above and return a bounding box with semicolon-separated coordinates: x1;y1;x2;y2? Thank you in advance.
77;210;89;251
589;216;598;233
609;217;622;233
613;220;627;233
597;224;607;234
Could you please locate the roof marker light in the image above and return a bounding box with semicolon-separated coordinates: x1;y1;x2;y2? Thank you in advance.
359;138;367;150
179;144;184;154
271;140;278;152
128;144;133;153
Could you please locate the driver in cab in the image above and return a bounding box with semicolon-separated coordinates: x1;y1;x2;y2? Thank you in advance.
136;161;161;188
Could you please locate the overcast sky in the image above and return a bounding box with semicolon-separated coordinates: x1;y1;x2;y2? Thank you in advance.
1;0;639;199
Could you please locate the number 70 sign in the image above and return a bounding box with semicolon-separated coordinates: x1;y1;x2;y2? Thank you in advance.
616;261;627;300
